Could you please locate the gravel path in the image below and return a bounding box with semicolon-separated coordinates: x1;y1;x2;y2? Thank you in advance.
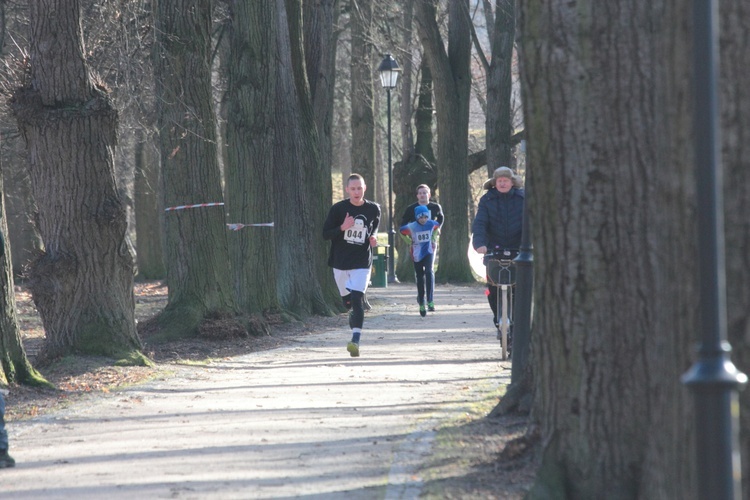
2;283;509;499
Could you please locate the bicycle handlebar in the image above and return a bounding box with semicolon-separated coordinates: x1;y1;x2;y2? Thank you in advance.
485;248;518;260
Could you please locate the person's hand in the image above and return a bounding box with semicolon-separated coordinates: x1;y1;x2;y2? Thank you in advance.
369;236;377;247
476;246;487;254
341;213;355;231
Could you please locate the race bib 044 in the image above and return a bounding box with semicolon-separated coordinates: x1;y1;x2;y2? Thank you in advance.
344;219;367;244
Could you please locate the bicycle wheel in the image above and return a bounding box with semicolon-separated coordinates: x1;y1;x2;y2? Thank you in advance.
500;284;509;360
495;284;502;339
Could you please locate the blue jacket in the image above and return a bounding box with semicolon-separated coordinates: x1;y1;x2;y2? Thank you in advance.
472;187;525;252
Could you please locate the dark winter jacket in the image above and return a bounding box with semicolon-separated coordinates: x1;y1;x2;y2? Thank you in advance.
471;187;524;253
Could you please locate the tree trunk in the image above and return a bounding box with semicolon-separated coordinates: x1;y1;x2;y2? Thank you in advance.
395;60;438;283
0;189;48;388
393;6;434;284
134;129;165;280
304;0;339;180
414;61;436;165
399;0;415;161
11;0;142;362
520;0;696;497
394;155;437;282
2;134;42;279
720;0;750;494
223;0;279;322
485;0;515;170
349;0;377;204
274;0;335;316
415;0;474;283
153;0;236;336
303;0;342;311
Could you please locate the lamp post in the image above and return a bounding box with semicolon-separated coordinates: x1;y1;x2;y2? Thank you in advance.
511;160;532;385
378;53;401;284
681;0;746;498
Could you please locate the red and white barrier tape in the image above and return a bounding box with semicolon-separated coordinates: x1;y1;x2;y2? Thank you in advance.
164;202;225;212
227;223;275;230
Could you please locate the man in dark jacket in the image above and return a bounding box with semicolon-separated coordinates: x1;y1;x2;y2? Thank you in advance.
472;166;525;328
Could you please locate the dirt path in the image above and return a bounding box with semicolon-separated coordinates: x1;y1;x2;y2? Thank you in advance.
2;283;511;499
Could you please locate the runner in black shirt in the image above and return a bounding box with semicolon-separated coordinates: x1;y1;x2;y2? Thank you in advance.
323;174;381;357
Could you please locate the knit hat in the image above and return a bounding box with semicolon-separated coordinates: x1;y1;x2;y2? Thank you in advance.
483;166;516;189
415;205;430;219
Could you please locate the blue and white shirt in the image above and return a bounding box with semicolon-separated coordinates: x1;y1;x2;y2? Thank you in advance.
400;220;440;262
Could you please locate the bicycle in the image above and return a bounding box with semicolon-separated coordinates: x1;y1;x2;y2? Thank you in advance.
485;248;517;360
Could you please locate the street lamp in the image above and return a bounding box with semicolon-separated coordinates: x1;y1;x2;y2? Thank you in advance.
511;163;532;385
377;53;401;284
681;0;746;498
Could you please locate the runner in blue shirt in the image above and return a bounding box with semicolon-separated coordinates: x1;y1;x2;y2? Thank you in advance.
400;205;441;317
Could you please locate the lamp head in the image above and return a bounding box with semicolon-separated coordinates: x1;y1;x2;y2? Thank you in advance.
378;53;401;89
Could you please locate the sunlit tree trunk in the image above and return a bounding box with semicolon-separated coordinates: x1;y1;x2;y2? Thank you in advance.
224;0;279;322
273;0;334;315
395;61;438;282
11;0;142;361
415;0;474;283
304;0;339;179
349;0;377;204
485;0;515;172
153;0;236;336
521;0;696;497
303;0;341;310
399;1;416;162
0;189;47;387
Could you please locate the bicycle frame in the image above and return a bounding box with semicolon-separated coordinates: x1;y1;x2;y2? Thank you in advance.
486;255;515;361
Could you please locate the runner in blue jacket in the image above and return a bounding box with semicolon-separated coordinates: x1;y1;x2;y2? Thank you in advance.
400;205;441;317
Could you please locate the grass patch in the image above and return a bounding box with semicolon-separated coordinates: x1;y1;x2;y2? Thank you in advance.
418;375;535;499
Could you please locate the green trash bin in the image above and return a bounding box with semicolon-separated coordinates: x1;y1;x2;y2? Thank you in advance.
371;245;388;288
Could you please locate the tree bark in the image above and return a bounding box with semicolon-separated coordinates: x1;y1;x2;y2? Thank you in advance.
11;0;142;361
395;62;438;282
719;0;750;494
414;61;436;165
349;0;378;204
520;0;696;497
2;133;42;279
304;0;339;180
223;0;279;323
153;0;236;336
415;0;474;283
399;0;415;162
0;189;48;387
274;0;335;316
485;0;515;170
303;0;342;311
134;129;165;280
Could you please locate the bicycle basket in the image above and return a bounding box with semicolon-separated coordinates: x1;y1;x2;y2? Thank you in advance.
486;258;515;286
